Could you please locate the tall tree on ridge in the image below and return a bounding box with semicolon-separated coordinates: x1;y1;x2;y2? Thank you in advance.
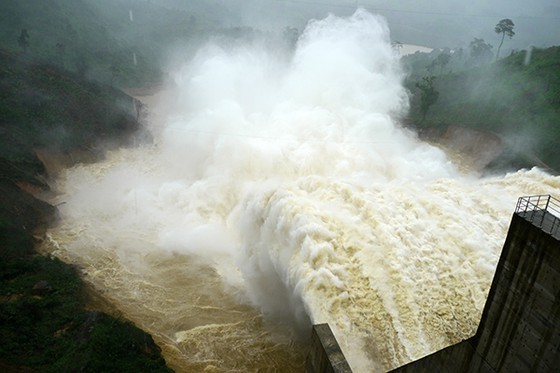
495;19;515;61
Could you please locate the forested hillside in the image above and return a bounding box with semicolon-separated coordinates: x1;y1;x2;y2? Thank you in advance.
1;0;172;86
406;46;560;172
0;49;144;184
0;0;269;88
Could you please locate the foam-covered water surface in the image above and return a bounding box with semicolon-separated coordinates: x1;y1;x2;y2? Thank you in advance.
44;10;560;372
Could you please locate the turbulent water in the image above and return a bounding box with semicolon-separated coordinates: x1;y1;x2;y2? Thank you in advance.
43;10;560;372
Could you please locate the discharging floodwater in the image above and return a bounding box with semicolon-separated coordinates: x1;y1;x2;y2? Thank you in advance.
42;10;560;372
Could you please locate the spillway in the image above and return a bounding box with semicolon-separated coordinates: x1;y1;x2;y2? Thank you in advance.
42;10;560;372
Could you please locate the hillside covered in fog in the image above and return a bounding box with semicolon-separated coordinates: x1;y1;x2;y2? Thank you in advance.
3;0;559;87
0;48;171;371
404;46;560;172
3;0;558;173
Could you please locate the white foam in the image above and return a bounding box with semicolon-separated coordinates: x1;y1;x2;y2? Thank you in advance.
46;9;560;372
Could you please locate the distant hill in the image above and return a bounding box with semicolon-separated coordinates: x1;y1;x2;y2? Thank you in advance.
0;48;143;186
405;46;560;172
0;0;188;87
0;0;278;88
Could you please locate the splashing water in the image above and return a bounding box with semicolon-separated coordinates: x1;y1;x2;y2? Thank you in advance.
43;10;560;372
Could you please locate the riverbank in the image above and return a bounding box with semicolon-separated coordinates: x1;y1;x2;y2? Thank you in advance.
44;86;310;372
0;49;171;371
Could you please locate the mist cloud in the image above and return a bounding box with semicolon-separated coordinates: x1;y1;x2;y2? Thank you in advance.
49;8;560;372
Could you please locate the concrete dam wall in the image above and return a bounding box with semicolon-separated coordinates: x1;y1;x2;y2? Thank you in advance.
392;195;560;372
308;195;560;372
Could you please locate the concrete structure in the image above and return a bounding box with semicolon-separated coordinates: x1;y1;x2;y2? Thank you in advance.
305;323;353;373
391;195;560;372
306;195;560;372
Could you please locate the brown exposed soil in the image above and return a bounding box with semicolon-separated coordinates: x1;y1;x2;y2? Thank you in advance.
419;124;505;173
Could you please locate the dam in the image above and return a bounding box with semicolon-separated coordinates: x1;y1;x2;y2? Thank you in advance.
308;195;560;372
42;11;560;371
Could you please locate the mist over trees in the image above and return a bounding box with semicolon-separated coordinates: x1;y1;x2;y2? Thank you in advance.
0;0;559;174
404;46;560;172
402;17;518;79
2;0;558;89
415;76;439;122
429;53;451;74
1;2;559;372
399;12;558;172
470;38;494;66
1;0;558;173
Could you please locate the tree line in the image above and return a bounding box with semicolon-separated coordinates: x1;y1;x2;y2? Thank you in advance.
408;18;516;121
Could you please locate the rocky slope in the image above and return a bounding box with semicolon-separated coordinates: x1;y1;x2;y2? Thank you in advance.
0;49;170;372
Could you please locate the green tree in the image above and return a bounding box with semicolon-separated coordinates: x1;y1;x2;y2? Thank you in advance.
469;38;493;66
18;29;29;53
429;52;451;74
495;19;515;61
415;76;439;122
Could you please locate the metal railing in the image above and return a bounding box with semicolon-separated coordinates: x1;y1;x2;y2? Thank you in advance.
515;195;560;238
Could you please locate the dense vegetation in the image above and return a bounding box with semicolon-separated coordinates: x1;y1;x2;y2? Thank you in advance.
0;227;171;372
0;49;169;371
1;0;169;87
405;46;560;172
0;48;144;174
0;45;146;229
0;0;274;88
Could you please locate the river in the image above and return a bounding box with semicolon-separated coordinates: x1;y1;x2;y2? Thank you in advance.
42;10;560;372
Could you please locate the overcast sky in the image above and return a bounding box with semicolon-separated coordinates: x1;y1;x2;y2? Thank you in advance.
187;0;560;49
